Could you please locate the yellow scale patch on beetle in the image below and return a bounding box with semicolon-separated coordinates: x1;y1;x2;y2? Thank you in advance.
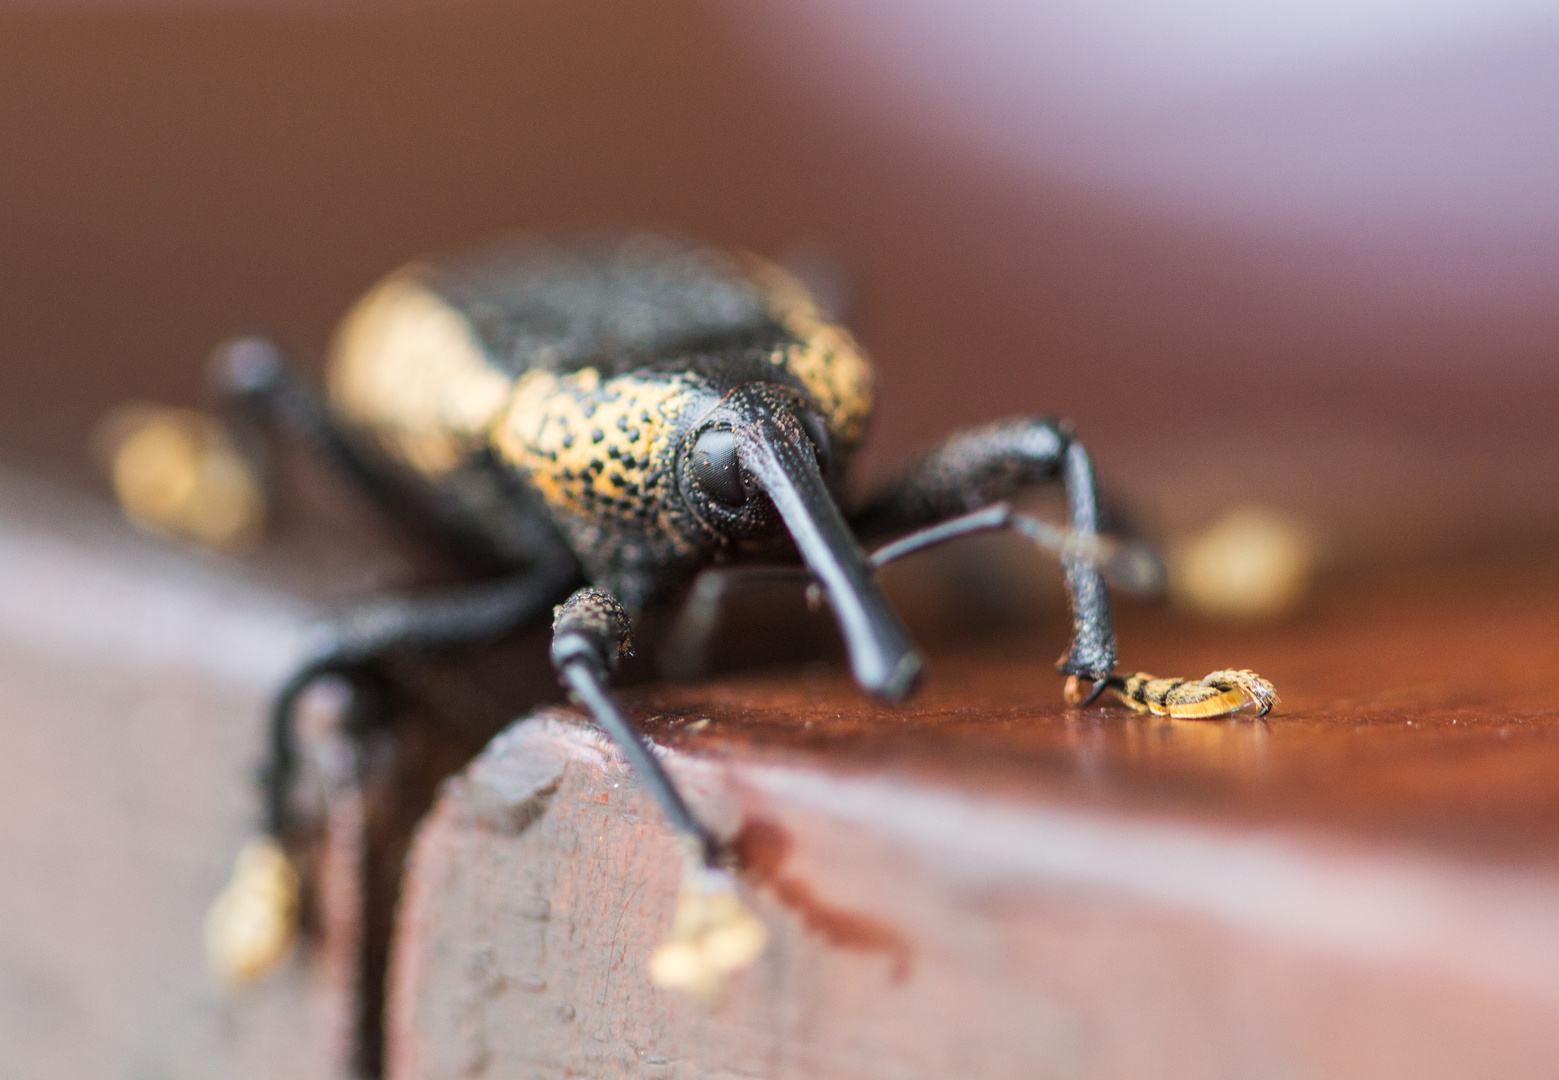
326;271;516;477
744;258;874;453
494;367;692;524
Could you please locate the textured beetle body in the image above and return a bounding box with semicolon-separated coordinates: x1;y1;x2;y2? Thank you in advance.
325;238;872;609
108;234;1275;999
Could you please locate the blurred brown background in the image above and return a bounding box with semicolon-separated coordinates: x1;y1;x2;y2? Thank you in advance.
1;0;1557;566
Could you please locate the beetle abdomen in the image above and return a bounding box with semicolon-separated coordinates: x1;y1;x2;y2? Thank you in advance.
325;236;875;489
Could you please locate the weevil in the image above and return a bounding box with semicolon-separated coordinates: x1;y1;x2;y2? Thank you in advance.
134;236;1273;994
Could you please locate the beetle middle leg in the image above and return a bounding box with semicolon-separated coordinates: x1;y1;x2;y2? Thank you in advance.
864;502;1163;594
250;564;580;809
211;558;577;965
264;556;580;843
659;564;814;682
205;555;580;1074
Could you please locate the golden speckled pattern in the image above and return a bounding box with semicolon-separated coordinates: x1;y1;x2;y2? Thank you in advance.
744;259;874;453
327;271;516;476
493;366;695;541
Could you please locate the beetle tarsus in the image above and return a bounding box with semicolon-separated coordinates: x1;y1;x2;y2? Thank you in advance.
1108;669;1279;719
1062;674;1112;708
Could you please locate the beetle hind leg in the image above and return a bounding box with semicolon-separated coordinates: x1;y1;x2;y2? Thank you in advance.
207;560;577;983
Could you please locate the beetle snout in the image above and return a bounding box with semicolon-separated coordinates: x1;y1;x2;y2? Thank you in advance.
716;388;921;700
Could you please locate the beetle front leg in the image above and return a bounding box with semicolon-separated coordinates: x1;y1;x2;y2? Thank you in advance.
550;588;716;860
849;417;1119;686
1055;439;1117;686
551;588;767;992
860;506;1273;717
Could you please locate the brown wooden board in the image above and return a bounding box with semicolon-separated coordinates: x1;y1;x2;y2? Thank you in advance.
388;557;1559;1079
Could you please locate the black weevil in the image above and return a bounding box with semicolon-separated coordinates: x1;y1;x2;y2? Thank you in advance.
116;236;1273;990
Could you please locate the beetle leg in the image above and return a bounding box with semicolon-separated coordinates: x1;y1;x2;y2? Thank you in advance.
1074;669;1279;719
858;503;1276;717
860;503;1142;708
849;417;1119;682
208;557;577;987
263;556;578;834
659;564;814;682
551;588;715;861
211;336;548;575
865;502;1164;594
551;588;766;992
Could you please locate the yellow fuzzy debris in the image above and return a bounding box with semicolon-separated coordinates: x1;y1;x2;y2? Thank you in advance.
648;846;767;995
101;405;265;552
1170;508;1315;619
204;838;300;986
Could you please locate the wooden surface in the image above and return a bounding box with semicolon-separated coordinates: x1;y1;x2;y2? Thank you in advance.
5;465;1559;1078
388;556;1559;1080
0;475;357;1079
648;559;1559;868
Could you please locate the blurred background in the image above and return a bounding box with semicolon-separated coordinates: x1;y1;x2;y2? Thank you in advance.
2;0;1557;572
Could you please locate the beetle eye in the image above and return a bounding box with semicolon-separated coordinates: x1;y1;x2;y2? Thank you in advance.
799;410;832;470
690;428;746;506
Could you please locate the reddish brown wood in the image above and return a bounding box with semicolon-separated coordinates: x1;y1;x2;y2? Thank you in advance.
644;558;1559;867
387;557;1559;1079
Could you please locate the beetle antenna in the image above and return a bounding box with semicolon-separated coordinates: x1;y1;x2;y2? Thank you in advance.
867;502;1166;595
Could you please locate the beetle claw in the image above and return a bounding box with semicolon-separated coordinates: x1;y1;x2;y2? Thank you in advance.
1062;674;1112;708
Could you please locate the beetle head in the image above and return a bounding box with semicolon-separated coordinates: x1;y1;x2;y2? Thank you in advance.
676;382;921;700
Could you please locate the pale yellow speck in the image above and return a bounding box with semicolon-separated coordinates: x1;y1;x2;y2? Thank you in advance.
100;404;266;552
1170;507;1316;619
